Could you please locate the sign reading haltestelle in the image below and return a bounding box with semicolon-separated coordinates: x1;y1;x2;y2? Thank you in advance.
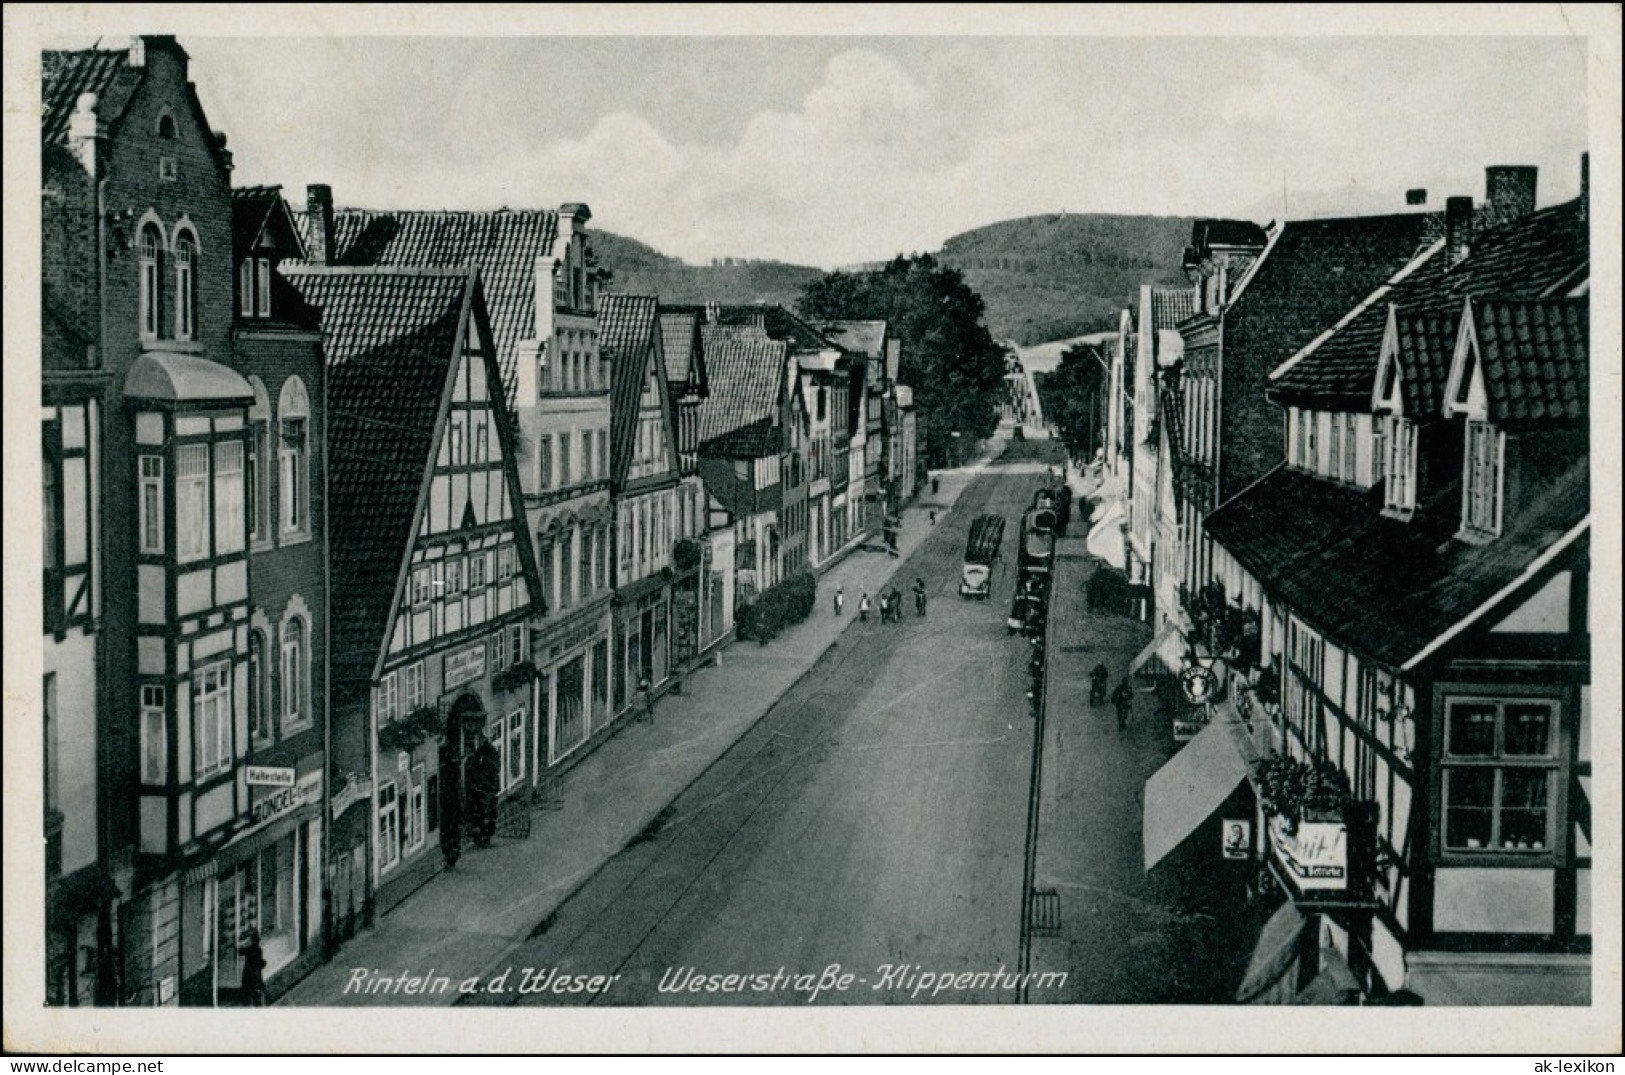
246;765;296;787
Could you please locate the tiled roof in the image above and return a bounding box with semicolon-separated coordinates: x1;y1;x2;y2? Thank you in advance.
819;319;887;359
694;322;788;446
1206;461;1588;668
671;304;839;355
1271;198;1588;414
1190;218;1269;253
1149;288;1198;331
658;311;702;390
41;48;137;145
281;265;472;691
1469;298;1588;424
599;293;662;487
231;186;282;257
698;415;780;459
319;209;561;408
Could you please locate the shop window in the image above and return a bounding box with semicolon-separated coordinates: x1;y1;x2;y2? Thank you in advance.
175;445;210;563
141;684;167;785
1442;697;1559;854
193;659;233;781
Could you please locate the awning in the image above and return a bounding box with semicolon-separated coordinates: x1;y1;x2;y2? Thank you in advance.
1128;622;1180;676
1236;901;1305;1004
124;351;254;404
1142;717;1252;870
1085;499;1126;570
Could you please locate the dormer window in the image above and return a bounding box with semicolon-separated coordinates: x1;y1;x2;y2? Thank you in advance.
1462;420;1504;537
239;256;273;319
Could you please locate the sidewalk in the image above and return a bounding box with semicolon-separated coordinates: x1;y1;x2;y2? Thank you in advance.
281;438;1002;1005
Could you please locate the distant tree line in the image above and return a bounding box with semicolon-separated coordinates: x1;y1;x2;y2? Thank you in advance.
1033;340;1108;462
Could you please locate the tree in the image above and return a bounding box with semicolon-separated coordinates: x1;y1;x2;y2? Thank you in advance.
1034;341;1107;462
800;255;1006;469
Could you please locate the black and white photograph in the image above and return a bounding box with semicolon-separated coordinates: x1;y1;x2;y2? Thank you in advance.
4;2;1620;1056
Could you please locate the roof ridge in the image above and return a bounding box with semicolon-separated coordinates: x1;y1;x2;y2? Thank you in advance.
281;263;475;278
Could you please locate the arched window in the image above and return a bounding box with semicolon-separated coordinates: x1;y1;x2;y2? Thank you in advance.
281;616;306;729
174;230;197;341
247;377;271;545
249;629;272;744
156;111;177;139
277;377;310;537
138;224;163;338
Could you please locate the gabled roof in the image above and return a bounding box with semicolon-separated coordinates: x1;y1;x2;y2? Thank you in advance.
658;310;706;395
1206;460;1588;669
317;208;562;407
1149;288;1198;331
1270;197;1588;414
819;319;887;359
698;415;780;460
41;48;140;145
280;264;474;690
1462;297;1588;424
599;293;664;487
231;185;308;260
694;322;789;447
670;304;840;356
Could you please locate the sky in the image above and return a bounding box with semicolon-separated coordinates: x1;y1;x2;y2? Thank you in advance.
43;13;1600;268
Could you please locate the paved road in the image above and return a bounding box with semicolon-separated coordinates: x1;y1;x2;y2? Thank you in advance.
466;440;1067;1007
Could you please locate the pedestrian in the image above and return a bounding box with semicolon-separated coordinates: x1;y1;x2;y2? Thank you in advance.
637;674;654;723
859;592;871;622
929;509;937;526
239;930;267;1007
467;732;501;847
913;577;927;618
833;586;844;616
1112;679;1134;733
1089;663;1109;706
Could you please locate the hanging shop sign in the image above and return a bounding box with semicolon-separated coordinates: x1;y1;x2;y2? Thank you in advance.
1268;814;1348;892
1180;664;1218;705
1172;705;1208;742
1222;819;1252;861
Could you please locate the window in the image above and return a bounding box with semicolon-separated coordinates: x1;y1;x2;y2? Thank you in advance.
471;412;489;464
579;526;593;596
174;232;197;341
193;659;233;780
281;617;306;729
468;551;489;590
539;436;552;490
279;378;310;536
505;710;524;791
560;433;572;488
427;774;440;834
378;782;399;872
375;671;399;724
175;444;210;563
597;431;608;480
248;380;270;544
1305;411;1319;472
157;112;177;139
1371;421;1386;484
1328;412;1342;480
1442;698;1559;854
444;557;463;596
559;530;574;606
491;628;510;675
139;224;162;338
1384;416;1416;513
582;431;593;482
256;258;271;319
1463;421;1504;536
404;661;425;712
406;765;427;852
141;685;167;785
139;455;164;553
249;631;271;744
412;565;434;607
214;441;244;555
497;545;516;583
239;259;255;318
449;411;466;466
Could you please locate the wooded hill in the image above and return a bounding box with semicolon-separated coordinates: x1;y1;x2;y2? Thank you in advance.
592;231;823;308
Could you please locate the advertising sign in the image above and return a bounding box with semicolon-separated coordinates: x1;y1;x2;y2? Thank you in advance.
444;642;487;690
1268;814;1348;891
1180;664;1218;705
245;765;295;788
1222;819;1252;861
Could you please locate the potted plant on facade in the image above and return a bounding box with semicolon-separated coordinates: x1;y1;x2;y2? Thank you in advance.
1252;754;1356;834
673;537;703;574
492;660;538;695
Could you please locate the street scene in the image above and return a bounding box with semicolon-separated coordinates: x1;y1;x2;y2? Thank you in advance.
21;15;1609;1050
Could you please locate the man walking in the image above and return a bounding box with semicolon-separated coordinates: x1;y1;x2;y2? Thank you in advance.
833;586;844;616
913;577;928;618
1089;663;1109;706
859;592;872;622
1111;679;1134;734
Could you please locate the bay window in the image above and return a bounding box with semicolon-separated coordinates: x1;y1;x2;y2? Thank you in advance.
175;444;210;563
139;455;165;554
214;441;245;555
1442;697;1560;855
193;659;233;780
140;685;167;785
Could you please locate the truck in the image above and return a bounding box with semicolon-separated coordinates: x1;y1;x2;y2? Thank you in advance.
959;513;1006;598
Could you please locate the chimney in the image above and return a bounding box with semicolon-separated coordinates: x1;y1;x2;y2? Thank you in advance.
305;184;334;264
557;202;592;241
1580;152;1589;222
213;131;232;175
705;301;720;325
1445;196;1474;267
1485;165;1537;222
1405;188;1427;206
67;92;101;175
